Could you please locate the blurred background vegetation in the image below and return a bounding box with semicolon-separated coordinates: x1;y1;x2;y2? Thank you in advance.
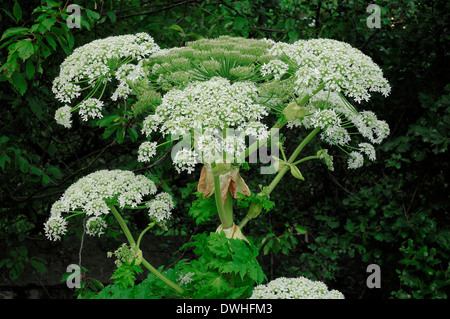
0;0;449;299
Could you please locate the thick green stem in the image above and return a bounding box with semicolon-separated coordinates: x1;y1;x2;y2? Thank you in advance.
108;204;184;295
109;204;136;246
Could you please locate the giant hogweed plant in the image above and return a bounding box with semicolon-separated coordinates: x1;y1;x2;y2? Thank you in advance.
45;34;390;299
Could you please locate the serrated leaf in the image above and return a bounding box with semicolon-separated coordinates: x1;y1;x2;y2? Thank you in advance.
41;17;57;31
15;39;34;61
1;27;28;41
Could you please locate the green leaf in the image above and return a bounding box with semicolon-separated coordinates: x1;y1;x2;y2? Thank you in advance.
17;155;28;173
86;9;100;21
98;115;119;127
41;17;57;32
25;59;35;79
169;24;185;34
44;34;57;50
15;39;34;61
11;71;27;95
29;165;43;176
127;127;138;142
234;16;247;30
106;11;116;23
1;27;29;41
295;225;307;235
0;153;11;170
0;136;9;144
13;1;22;22
42;174;51;184
31;260;46;273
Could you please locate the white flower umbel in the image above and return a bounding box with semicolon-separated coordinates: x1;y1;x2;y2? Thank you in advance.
347;151;364;169
111;61;146;101
358;142;376;161
269;38;391;103
44;215;68;241
287;90;389;169
43;170;159;241
146;192;174;223
141;77;268;169
54;105;73;128
261;59;289;80
250;277;345;299
78;98;104;121
173;148;198;174
52;33;159;126
142;77;266;136
138;141;158;163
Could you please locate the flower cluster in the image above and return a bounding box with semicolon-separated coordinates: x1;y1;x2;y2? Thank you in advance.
137;141;158;163
269;38;391;103
260;59;289;80
146;192;175;222
250;277;345;299
78;98;104;121
86;216;107;237
287;91;389;169
107;243;137;267
52;33;159;127
54;105;72;128
44;170;158;241
141;77;269;172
